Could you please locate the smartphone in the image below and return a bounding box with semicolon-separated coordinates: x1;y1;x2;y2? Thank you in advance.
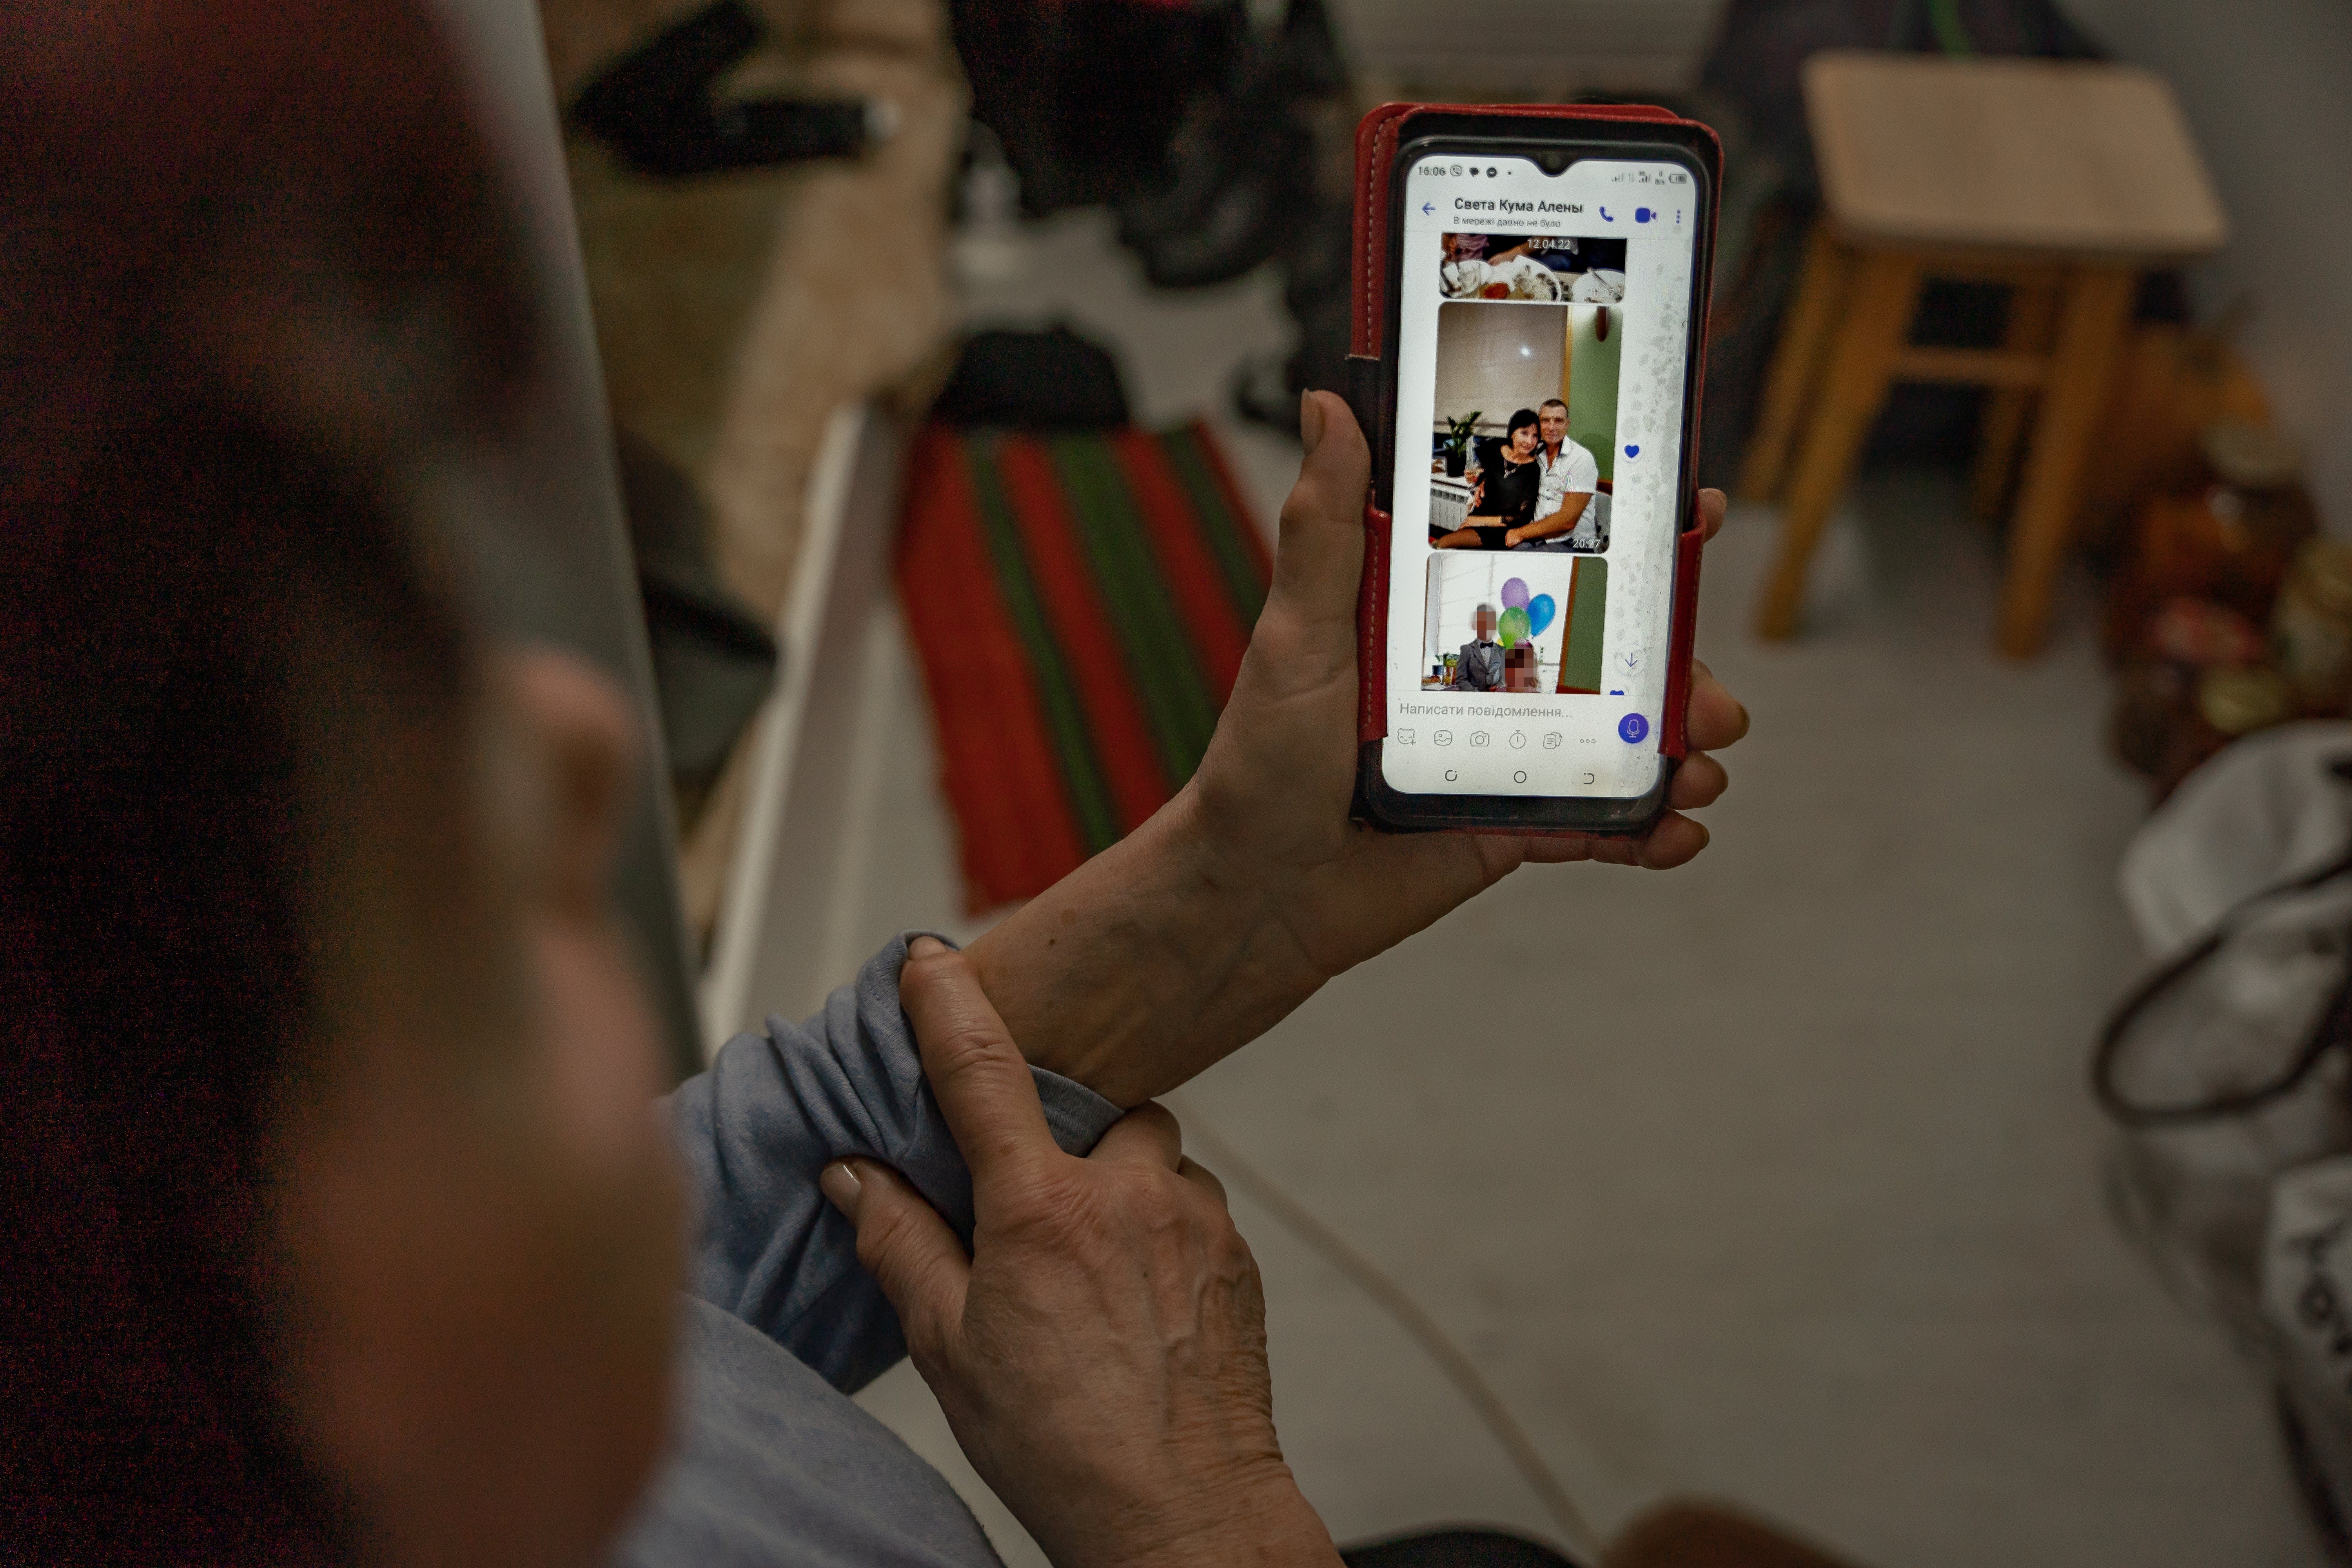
1352;111;1717;834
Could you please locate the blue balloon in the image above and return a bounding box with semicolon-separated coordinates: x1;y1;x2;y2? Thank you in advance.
1526;593;1557;637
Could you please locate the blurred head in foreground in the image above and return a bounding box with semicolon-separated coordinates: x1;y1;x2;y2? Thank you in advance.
2;4;684;1563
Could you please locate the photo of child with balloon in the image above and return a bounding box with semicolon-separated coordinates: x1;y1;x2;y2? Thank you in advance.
1425;553;1609;696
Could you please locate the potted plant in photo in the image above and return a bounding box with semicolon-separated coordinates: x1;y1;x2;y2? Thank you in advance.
1439;411;1481;477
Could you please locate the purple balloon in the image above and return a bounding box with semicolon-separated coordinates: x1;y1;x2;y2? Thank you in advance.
1500;577;1530;610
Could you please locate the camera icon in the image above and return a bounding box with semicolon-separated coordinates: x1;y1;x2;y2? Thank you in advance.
1470;731;1490;748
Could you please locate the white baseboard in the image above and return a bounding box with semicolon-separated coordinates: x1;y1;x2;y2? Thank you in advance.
697;404;906;1056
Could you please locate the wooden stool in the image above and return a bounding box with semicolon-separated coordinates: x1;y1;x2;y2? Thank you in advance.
1743;51;2226;655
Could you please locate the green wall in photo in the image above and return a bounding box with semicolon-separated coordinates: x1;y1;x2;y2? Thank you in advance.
1568;305;1622;483
1558;557;1608;695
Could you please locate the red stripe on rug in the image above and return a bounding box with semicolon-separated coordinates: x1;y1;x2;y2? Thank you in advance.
994;436;1172;833
1179;417;1272;582
1111;429;1254;701
897;428;1087;908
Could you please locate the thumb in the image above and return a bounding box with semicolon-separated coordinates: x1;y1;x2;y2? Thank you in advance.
822;1159;968;1356
1266;389;1372;635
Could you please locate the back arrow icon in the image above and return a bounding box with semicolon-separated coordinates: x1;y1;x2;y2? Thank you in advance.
1422;201;1435;216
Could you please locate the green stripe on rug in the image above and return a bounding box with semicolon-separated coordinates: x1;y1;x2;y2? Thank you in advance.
1047;436;1221;783
962;436;1121;852
1158;427;1267;628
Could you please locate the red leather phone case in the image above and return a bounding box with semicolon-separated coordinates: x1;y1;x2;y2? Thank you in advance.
1348;103;1721;813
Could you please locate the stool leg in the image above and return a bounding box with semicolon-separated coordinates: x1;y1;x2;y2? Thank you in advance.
1739;223;1853;503
1996;265;2137;658
1969;276;2062;519
1754;252;1921;641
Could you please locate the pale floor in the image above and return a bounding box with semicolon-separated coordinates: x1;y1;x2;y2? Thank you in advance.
826;212;2329;1568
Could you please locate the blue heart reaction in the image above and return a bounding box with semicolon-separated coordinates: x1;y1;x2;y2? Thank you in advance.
1624;443;1640;459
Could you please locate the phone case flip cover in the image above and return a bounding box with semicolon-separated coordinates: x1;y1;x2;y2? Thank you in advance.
1345;103;1721;807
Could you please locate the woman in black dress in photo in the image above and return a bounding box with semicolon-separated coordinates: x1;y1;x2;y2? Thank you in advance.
1433;408;1543;550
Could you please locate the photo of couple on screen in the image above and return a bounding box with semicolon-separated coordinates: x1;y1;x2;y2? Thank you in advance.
1428;288;1621;555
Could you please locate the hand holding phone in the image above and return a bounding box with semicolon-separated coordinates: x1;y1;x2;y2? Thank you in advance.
1347;105;1721;835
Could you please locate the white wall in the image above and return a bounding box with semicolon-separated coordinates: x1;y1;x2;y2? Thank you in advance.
2062;0;2352;533
1434;300;1567;439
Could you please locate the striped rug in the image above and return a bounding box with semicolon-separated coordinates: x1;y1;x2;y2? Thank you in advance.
897;421;1271;911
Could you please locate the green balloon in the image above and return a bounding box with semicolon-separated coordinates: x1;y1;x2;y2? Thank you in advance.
1498;605;1531;648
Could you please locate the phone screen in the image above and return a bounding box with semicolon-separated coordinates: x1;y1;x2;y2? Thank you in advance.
1382;151;1702;804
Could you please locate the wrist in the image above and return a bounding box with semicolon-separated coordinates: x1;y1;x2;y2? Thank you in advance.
962;786;1309;1106
1122;1470;1340;1568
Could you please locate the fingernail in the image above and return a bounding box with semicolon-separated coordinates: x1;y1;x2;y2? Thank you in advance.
1299;391;1325;455
907;935;948;960
820;1159;862;1216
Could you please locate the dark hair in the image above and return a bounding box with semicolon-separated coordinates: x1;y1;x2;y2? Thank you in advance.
3;414;470;1561
1506;408;1542;441
2;1;526;1558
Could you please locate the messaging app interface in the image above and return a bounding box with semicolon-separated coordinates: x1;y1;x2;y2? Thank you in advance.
1383;154;1697;799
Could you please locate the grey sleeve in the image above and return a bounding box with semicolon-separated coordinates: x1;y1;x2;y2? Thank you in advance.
662;932;1127;1394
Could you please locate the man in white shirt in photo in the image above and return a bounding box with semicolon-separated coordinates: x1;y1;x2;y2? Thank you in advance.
1505;398;1602;552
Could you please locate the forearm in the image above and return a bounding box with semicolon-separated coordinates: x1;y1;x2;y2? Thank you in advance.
965;790;1321;1108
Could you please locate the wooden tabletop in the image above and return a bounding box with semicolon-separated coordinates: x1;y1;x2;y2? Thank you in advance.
1805;50;2228;259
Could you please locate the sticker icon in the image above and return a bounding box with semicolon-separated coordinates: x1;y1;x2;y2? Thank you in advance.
1618;713;1650;744
1395;728;1416;745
